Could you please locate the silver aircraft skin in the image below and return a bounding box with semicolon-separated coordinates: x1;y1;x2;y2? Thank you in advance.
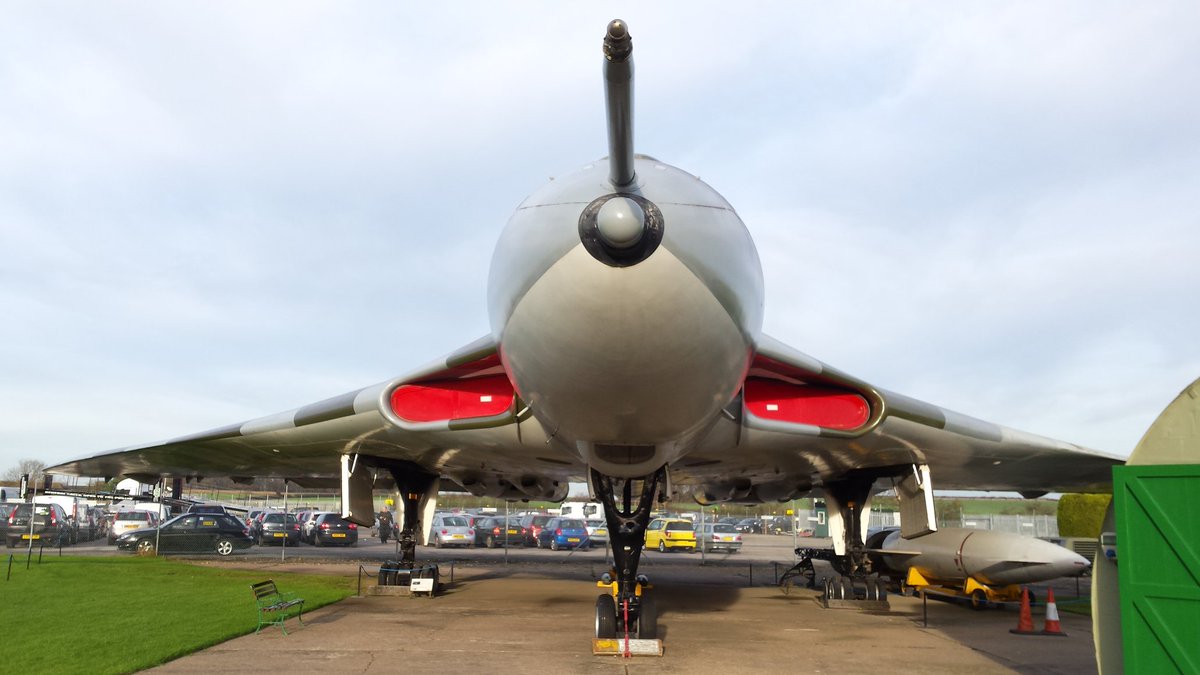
490;157;761;479
49;21;1120;530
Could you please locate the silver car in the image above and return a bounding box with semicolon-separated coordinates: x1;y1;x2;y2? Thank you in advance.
697;522;743;553
585;519;609;546
428;514;474;548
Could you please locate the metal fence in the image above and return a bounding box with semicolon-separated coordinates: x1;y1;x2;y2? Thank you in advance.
865;510;1059;538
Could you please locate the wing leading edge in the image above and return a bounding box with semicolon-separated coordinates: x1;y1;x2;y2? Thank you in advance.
47;336;576;498
677;334;1123;503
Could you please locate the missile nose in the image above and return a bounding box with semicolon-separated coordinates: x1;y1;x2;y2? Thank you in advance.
1052;548;1092;577
607;19;627;40
595;196;645;249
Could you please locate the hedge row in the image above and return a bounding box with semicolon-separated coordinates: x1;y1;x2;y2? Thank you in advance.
1057;493;1112;538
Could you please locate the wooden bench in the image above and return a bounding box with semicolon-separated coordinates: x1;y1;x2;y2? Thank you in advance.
251;580;305;635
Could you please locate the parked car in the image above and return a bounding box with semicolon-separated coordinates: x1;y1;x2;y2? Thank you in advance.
585;519;608;547
311;513;358;547
256;512;301;546
696;522;743;553
5;503;72;548
0;503;12;542
645;518;696;552
429;514;474;548
301;511;334;544
474;516;525;548
734;518;763;535
186;504;230;516
536;517;590;550
108;510;161;544
764;516;793;535
248;509;285;539
114;513;253;556
518;514;554;547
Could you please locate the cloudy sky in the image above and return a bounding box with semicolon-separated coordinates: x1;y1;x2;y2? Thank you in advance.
2;2;1197;478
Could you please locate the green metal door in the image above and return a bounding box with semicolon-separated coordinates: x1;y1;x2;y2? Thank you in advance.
1113;464;1200;673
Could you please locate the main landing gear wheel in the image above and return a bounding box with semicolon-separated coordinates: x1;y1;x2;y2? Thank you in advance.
864;578;887;602
595;594;617;639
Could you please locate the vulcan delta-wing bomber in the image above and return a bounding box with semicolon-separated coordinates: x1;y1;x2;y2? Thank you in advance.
49;20;1122;640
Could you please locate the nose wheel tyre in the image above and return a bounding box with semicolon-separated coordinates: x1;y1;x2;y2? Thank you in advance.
637;595;658;639
595;594;616;639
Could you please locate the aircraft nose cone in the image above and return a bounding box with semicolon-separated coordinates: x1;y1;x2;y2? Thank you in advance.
595;196;645;249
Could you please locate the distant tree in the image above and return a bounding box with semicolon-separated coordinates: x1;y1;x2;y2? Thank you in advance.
2;458;47;483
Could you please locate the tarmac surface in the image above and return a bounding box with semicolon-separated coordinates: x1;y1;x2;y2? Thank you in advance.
152;558;1098;674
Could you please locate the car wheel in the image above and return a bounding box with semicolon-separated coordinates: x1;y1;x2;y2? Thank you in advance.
486;535;496;549
215;539;234;556
433;535;442;549
550;539;560;551
136;539;155;555
657;540;666;553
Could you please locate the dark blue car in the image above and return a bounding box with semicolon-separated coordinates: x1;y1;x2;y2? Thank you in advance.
536;517;590;550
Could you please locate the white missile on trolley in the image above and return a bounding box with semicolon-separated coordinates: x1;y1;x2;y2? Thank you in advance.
866;527;1090;608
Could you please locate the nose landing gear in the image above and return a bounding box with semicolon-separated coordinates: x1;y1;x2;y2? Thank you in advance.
589;466;666;655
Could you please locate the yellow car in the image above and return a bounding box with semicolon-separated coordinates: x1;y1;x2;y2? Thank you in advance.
644;518;696;552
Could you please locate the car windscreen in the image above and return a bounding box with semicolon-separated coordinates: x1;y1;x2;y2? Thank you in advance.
665;522;694;531
442;517;468;527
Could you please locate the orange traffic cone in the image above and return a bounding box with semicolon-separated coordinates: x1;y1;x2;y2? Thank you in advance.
1041;588;1067;637
1009;587;1037;635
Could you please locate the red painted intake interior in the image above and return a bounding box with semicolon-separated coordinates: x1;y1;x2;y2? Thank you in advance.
391;375;515;423
743;377;869;430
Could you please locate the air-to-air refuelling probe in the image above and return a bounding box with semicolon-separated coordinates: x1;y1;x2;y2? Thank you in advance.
49;20;1121;642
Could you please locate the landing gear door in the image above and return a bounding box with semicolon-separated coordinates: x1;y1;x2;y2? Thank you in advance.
896;464;937;539
340;454;376;527
395;478;440;545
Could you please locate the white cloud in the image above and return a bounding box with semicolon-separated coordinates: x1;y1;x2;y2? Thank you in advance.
1;2;1197;473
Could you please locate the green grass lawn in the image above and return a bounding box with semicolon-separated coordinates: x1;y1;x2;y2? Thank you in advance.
0;556;355;674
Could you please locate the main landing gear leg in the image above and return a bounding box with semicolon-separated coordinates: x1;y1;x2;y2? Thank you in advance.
823;475;888;605
384;462;439;569
591;466;665;641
